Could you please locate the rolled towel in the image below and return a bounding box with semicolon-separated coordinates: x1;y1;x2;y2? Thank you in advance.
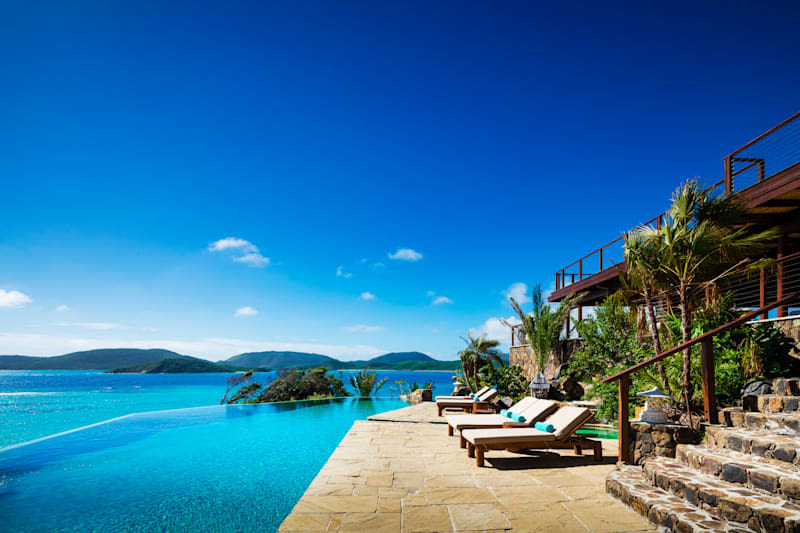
534;421;555;433
469;393;476;399
509;412;526;423
500;409;509;418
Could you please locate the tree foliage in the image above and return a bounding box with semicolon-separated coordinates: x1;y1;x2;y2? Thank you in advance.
348;369;388;397
459;333;504;392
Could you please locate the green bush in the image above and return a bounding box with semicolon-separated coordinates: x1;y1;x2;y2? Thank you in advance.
255;367;350;402
493;364;529;401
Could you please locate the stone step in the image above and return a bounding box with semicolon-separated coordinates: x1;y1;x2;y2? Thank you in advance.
643;456;800;530
721;408;800;434
774;379;800;397
605;464;750;532
706;425;800;467
743;395;800;414
676;444;800;502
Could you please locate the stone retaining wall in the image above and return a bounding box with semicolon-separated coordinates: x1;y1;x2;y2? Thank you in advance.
629;421;698;465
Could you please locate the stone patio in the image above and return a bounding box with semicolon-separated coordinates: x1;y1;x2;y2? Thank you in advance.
279;404;657;532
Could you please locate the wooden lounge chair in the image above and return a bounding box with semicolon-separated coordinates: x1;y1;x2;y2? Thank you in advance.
435;388;497;416
434;386;490;401
445;398;559;448
461;406;601;467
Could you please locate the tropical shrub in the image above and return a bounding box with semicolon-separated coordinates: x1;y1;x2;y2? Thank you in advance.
459;333;504;392
348;370;388;397
493;364;529;401
220;367;350;403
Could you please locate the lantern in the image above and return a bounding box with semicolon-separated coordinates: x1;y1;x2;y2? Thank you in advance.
636;387;671;423
529;372;550;399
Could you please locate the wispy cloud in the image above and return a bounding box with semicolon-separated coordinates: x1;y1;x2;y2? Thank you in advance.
56;304;70;312
343;324;384;333
235;306;258;317
52;321;117;330
469;316;520;344
0;289;32;308
388;248;422;262
336;265;352;278
503;282;531;304
359;292;376;301
432;296;453;305
209;237;269;268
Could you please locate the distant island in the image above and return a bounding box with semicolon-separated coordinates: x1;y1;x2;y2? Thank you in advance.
0;348;464;373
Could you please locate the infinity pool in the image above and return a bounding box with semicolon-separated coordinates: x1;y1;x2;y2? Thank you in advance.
0;398;404;532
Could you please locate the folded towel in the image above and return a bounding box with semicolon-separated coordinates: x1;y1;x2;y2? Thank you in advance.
534;421;555;433
510;412;526;423
469;393;476;399
500;409;509;417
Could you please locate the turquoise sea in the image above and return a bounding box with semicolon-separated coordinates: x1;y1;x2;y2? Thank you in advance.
0;370;456;532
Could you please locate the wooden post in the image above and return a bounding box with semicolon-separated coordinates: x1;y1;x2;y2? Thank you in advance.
555;273;560;290
578;305;582;321
760;268;767;320
579;259;583;280
778;235;787;318
599;248;603;271
618;374;630;463
701;338;718;425
724;155;732;196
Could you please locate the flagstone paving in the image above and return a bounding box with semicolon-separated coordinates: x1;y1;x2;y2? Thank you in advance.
279;405;657;532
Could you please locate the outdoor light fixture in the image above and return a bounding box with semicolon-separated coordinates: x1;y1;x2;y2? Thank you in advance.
636;387;671;423
529;372;550;399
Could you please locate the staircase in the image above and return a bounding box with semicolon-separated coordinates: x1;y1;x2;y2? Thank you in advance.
606;378;800;532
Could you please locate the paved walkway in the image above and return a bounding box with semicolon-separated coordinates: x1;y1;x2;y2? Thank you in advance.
280;404;657;532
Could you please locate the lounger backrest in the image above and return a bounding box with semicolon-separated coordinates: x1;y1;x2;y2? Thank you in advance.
473;386;490;397
477;388;497;402
507;396;537;413
542;406;594;440
518;400;558;425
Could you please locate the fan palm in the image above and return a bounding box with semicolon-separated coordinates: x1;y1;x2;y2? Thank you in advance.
459;333;504;392
348;370;388;397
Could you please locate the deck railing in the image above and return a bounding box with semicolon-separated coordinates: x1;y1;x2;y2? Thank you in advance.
554;111;800;295
601;290;800;463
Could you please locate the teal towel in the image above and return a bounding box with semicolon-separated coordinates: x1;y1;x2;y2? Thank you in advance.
510;412;526;423
469;393;476;399
500;409;509;417
534;421;555;433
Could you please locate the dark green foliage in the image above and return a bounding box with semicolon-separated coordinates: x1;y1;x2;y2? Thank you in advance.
394;380;434;395
1;348;189;370
228;383;263;403
751;323;799;377
348;370;388;397
493;365;529;401
108;357;240;374
255;367;350;402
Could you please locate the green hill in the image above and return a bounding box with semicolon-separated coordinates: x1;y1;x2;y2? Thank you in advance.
367;351;433;364
0;349;189;370
223;351;340;369
107;357;239;374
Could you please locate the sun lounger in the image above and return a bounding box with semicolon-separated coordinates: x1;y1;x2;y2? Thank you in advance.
445;398;559;447
461;406;601;466
435;388;497;416
434;386;490;401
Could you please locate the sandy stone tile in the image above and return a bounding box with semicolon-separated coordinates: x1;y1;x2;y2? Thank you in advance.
422;488;498;505
425;462;474;476
402;493;429;506
473;472;542;488
337;512;401;532
394;472;425;489
305;485;354;496
352;486;379;496
278;512;331;531
294;495;377;514
530;470;597;487
562;498;654;532
425;475;476;488
558;484;607;500
447;503;510;531
491;486;566;505
505;507;588;533
378;497;402;513
319;461;363;477
367;474;394;487
402;505;454;532
326;513;344;531
391;457;427;472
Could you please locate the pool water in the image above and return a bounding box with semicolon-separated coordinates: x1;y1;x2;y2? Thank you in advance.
0;398;404;532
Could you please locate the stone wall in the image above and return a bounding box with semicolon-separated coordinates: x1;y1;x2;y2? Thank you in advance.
509;339;582;381
629;421;698;465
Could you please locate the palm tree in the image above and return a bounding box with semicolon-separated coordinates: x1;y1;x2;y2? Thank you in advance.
503;284;582;376
631;180;777;406
459;333;504;392
348;369;388;397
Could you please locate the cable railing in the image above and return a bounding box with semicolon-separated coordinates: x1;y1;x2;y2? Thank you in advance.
601;290;800;463
553;111;800;297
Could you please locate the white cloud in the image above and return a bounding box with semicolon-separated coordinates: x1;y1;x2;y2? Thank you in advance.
0;289;32;308
336;265;352;278
343;324;384;333
208;237;257;253
209;237;269;268
426;290;436;297
433;296;453;305
232;253;270;267
56;304;70;312
504;282;531;304
235;306;258;317
469;316;520;344
52;321;117;330
388;248;422;261
0;331;387;361
359;292;376;301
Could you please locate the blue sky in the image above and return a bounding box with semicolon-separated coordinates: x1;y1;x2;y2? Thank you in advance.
1;1;798;360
